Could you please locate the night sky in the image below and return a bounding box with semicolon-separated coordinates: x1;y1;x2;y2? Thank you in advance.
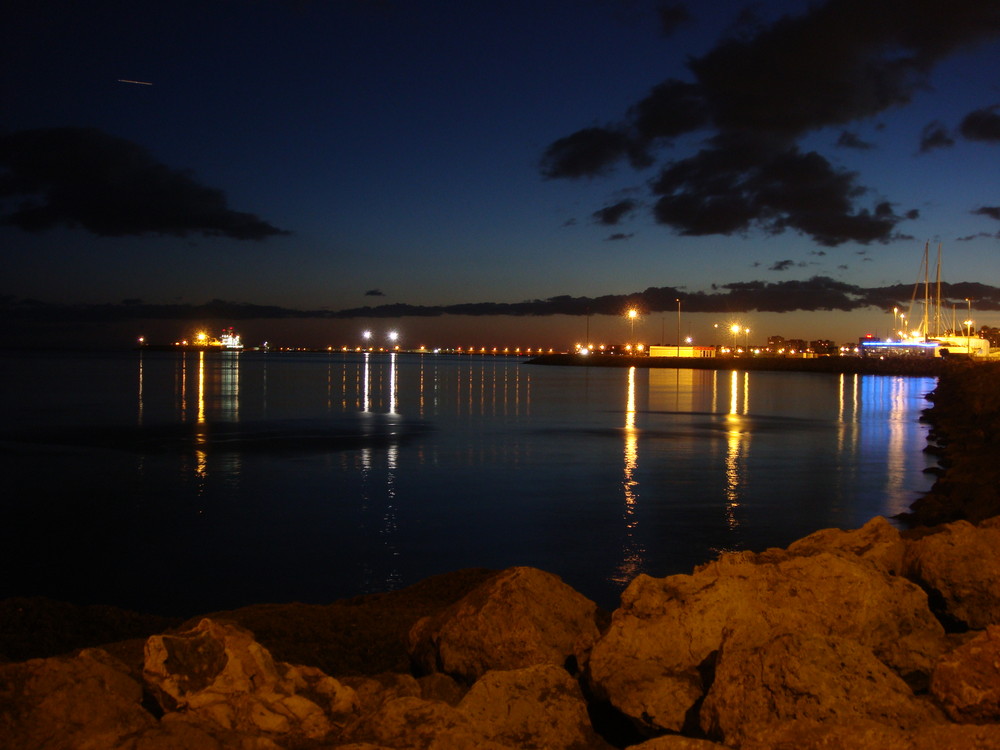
4;0;1000;348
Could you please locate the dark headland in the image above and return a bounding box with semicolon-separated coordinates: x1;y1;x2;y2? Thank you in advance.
2;359;1000;749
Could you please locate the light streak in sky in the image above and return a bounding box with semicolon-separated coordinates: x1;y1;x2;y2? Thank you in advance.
117;78;153;85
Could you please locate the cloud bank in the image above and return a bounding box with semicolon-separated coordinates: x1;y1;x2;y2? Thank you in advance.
540;0;1000;246
7;277;1000;328
0;128;289;239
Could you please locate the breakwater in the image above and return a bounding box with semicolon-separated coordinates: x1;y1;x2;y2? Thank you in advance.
528;352;954;377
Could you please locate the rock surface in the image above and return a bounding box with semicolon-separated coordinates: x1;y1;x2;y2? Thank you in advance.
587;549;948;733
903;517;1000;629
407;566;601;683
931;625;1000;724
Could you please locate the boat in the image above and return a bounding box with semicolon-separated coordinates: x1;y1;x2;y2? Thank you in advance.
138;327;244;351
862;243;992;358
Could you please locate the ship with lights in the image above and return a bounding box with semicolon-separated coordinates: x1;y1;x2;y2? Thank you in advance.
138;327;244;351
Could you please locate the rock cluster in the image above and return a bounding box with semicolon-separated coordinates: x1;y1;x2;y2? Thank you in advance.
904;360;1000;525
2;525;1000;749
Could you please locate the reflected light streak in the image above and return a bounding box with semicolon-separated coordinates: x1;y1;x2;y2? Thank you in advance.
137;352;144;424
388;352;398;415
362;353;371;413
612;366;645;585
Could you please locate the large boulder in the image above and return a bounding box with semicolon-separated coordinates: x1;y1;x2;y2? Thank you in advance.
903;518;1000;629
699;629;942;745
407;566;600;683
344;695;514;750
766;515;907;575
0;647;154;750
931;625;1000;723
143;618;358;742
457;664;609;750
587;550;948;733
739;719;1000;750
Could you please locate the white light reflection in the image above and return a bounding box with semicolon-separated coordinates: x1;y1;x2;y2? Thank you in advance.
612;366;645;585
723;370;749;535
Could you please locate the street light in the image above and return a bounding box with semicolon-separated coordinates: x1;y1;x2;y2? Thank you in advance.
627;308;638;346
676;298;681;357
730;324;741;355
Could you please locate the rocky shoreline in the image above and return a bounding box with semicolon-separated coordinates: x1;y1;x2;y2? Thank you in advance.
3;362;1000;749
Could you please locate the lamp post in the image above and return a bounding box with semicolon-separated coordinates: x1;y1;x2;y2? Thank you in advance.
892;307;898;342
627;308;638;348
730;324;741;356
744;328;751;353
676;298;681;357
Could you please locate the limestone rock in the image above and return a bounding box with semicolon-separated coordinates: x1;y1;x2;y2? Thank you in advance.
740;719;1000;750
0;647;154;750
143;618;358;741
631;737;729;749
588;550;948;733
407;566;600;683
773;515;907;575
700;629;941;745
931;624;1000;723
903;518;1000;629
457;664;609;750
116;713;285;750
345;695;514;749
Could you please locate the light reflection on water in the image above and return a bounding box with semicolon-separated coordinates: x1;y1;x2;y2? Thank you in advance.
1;350;935;614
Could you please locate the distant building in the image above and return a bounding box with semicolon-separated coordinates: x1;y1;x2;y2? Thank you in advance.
648;345;716;358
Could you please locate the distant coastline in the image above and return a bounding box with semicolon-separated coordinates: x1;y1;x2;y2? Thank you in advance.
527;352;956;377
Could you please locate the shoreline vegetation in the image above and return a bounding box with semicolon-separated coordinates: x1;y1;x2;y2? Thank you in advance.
3;360;1000;748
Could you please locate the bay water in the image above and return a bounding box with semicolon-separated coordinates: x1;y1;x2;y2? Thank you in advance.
0;350;935;615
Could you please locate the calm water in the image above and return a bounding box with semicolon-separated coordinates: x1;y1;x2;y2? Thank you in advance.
0;350;935;614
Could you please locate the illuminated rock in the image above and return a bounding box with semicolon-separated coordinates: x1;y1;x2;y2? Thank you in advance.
458;664;603;750
903;518;1000;629
738;719;1000;750
699;629;942;745
931;625;1000;723
587;551;948;733
406;566;600;683
765;515;908;576
0;647;154;749
143;618;359;741
344;695;513;750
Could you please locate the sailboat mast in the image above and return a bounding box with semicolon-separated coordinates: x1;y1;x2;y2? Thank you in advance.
934;244;942;337
923;241;930;339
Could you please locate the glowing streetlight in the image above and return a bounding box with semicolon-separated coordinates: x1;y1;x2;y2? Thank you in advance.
730;324;741;355
627;308;638;345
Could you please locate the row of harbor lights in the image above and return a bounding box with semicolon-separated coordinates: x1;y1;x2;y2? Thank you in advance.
361;329;400;350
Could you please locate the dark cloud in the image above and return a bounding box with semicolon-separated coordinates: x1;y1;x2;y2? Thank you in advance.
973;206;1000;221
0;128;289;239
539;127;645;179
656;2;690;37
960;105;1000;141
12;278;1000;329
836;131;873;149
593;199;637;225
605;232;634;241
542;0;1000;245
364;289;385;296
919;121;956;152
770;260;795;271
650;138;904;245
